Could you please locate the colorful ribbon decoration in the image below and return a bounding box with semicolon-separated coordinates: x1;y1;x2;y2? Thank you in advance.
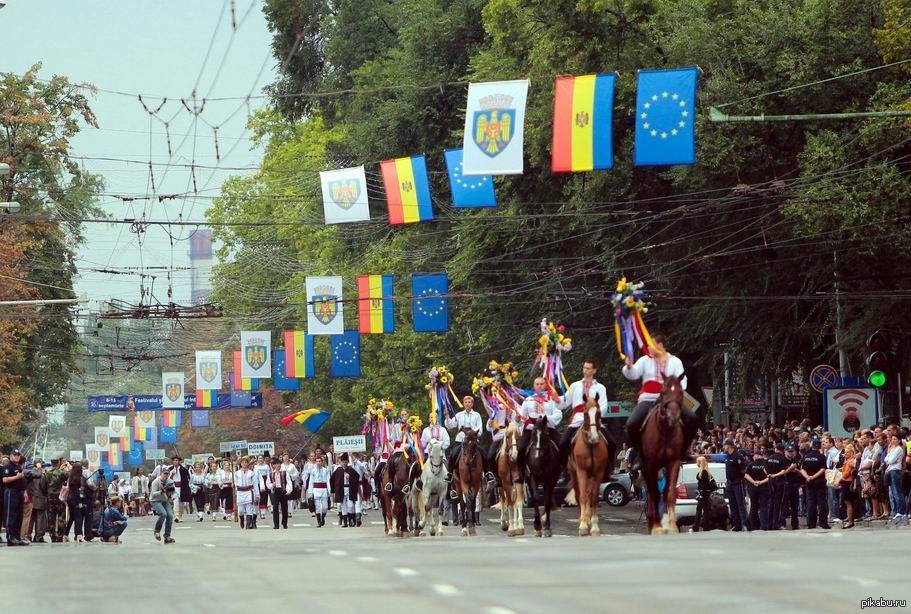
611;277;657;361
425;366;462;424
533;319;572;396
472;360;525;421
362;398;395;455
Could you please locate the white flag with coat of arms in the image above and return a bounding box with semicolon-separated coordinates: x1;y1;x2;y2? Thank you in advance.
305;276;345;335
462;79;530;176
161;371;185;409
320;166;370;224
240;331;272;379
195;350;223;390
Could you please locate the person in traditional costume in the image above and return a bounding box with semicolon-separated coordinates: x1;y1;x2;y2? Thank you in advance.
204;460;220;521
265;457;292;529
331;453;360;527
233;456;260;530
190;461;207;521
421;412;451;455
253;455;270;521
445;395;494;498
517;377;562;480
217;460;234;520
307;456;331;528
557;360;610;470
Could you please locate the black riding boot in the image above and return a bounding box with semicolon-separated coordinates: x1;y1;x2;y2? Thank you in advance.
356;513;362;527
239;515;245;529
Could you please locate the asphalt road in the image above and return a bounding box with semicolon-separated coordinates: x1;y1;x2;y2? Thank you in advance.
2;503;909;614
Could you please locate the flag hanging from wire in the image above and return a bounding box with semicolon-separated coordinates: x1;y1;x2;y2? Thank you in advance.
634;67;698;166
552;73;615;172
282;330;315;378
330;330;361;378
357;274;395;334
462;79;530;176
411;273;449;332
320;165;371;224
272;350;301;390
380;155;434;225
444;149;497;208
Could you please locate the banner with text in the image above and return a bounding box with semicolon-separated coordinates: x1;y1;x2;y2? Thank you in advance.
332;435;367;453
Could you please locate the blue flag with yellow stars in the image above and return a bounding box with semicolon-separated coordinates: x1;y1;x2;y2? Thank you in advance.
127;442;144;466
272;350;302;390
412;273;449;332
444;149;497;208
330;330;361;378
634;67;698;166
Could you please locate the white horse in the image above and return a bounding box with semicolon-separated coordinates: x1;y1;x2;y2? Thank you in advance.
421;439;449;536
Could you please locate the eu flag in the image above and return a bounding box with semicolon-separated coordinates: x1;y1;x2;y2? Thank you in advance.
159;426;177;443
191;410;210;427
229;373;253;407
634;67;698;166
272;350;301;390
444;149;496;208
412;273;449;332
330;330;361;378
127;442;144;466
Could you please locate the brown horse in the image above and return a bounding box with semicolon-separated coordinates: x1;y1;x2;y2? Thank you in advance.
380;451;412;537
456;430;483;536
640;375;685;535
568;393;609;536
496;422;524;536
526;415;561;538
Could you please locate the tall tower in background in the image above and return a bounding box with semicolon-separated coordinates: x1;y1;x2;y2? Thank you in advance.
189;230;213;305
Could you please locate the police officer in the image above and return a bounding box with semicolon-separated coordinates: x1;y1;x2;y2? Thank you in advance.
2;449;30;546
800;437;830;529
765;442;787;530
782;444;802;529
745;448;770;530
723;439;748;532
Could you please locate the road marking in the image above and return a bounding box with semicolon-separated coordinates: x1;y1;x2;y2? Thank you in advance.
394;567;419;577
371;521;385;525
486;607;517;614
606;518;625;523
515;538;528;543
432;584;461;597
214;525;232;529
203;543;216;548
136;528;152;531
840;575;880;588
292;523;311;527
357;556;377;563
176;527;192;530
328;549;347;557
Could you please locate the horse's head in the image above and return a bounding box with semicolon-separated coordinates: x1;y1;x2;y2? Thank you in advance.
504;421;520;461
390;451;411;494
581;392;601;445
464;429;478;452
660;375;684;427
428;438;444;462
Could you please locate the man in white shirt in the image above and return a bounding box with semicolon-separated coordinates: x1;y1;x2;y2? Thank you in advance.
445;395;494;491
421;413;451;455
558;359;610;469
518;377;562;479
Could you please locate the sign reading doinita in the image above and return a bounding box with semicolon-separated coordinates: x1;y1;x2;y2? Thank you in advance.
247;441;275;456
69;451;83;462
333;435;367;453
145;448;166;461
219;440;248;453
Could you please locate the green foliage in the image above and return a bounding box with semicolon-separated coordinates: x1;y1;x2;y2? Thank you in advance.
209;0;911;433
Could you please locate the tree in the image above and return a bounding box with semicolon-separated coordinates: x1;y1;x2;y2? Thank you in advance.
0;64;104;445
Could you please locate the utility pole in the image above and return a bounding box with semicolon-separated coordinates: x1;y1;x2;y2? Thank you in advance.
833;250;849;378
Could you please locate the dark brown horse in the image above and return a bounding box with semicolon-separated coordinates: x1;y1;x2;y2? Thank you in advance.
568;393;610;536
526;415;561;537
380;451;412;537
456;430;483;536
640;375;686;535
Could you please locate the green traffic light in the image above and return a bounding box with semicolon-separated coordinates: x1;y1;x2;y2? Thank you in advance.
869;370;887;388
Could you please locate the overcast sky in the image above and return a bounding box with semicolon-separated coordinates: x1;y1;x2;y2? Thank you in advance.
0;0;276;308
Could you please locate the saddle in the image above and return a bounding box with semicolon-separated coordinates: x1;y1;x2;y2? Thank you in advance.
640;404;661;433
571;427;609;449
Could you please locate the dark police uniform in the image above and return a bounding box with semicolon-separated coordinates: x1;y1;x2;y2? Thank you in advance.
745;453;770;530
800;446;830;529
2;459;28;544
765;448;786;530
782;449;803;529
724;446;749;531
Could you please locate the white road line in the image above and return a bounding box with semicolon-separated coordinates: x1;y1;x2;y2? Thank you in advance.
213;525;232;529
840;575;880;588
432;584;461;597
292;523;311;527
357;556;377;563
515;538;529;543
328;549;347;557
176;527;192;530
370;521;385;525
394;567;419;577
486;607;517;614
203;543;216;548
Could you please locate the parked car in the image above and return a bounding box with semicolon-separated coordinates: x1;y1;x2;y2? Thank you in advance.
674;462;727;526
546;473;633;507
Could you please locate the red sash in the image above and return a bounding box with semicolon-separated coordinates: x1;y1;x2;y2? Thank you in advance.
313;482;327;488
639;380;663;396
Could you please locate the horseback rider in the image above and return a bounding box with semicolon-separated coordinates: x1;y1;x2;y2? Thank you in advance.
445;395;495;497
420;412;451;456
622;333;698;457
485;397;518;487
558;359;612;470
518;377;562;480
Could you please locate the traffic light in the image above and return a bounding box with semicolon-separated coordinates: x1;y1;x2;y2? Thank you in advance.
866;330;894;388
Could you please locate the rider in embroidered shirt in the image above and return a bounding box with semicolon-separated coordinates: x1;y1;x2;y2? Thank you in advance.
558;359;612;470
518;377;562;480
445;395;495;493
421;412;451;456
622;333;698;458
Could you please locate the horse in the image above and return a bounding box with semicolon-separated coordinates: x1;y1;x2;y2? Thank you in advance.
421;439;449;536
525;415;561;538
640;375;686;535
381;451;412;537
568;392;610;536
496;421;524;536
456;430;483;536
406;457;425;536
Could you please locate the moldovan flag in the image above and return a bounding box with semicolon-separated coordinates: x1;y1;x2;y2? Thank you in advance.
462;79;530;176
134;411;155;441
118;427;131;453
108;441;122;468
195;389;216;408
380;155;434;225
162;410;180;428
319;165;371;224
240;331;271;379
232;351;254;390
161;372;185;409
357;274;395;334
552;73;615;172
282;331;315;378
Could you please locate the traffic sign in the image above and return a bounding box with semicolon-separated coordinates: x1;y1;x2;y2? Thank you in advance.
810;364;839;393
